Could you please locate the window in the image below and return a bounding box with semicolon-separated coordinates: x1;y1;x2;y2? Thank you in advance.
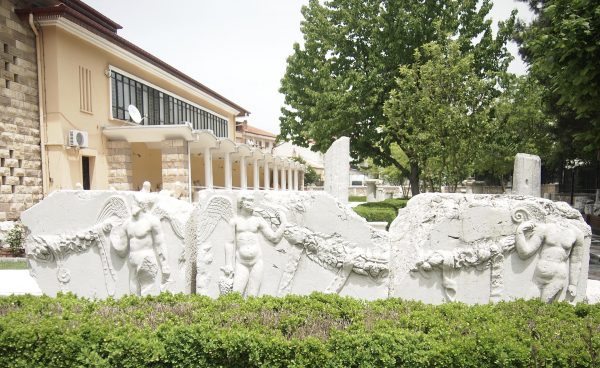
79;66;92;113
110;70;228;137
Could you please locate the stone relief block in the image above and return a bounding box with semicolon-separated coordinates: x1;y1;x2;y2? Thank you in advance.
22;189;590;304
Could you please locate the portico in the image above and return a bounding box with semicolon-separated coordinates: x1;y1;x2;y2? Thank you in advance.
103;124;305;201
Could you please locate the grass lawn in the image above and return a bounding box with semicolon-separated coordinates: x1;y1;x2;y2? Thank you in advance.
0;260;28;270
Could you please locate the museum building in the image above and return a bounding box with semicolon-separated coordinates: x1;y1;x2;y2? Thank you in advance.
0;0;304;219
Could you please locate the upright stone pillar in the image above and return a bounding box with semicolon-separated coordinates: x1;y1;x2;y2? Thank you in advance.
281;165;287;190
203;146;213;189
263;161;270;190
161;139;190;196
365;179;377;202
512;153;541;197
288;167;293;190
224;152;232;190
293;167;299;191
299;170;305;191
324;136;350;204
239;156;247;190
273;163;279;190
253;158;260;190
107;140;134;191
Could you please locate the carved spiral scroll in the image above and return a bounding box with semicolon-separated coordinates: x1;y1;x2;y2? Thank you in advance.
511;208;530;224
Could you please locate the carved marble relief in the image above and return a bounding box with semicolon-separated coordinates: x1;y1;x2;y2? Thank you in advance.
512;203;586;302
113;193;172;296
411;236;515;302
283;225;389;294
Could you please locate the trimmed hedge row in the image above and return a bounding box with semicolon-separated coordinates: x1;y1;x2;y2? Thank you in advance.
1;293;599;367
353;198;409;225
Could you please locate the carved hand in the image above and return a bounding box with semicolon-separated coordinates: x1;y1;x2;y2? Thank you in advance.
518;221;535;233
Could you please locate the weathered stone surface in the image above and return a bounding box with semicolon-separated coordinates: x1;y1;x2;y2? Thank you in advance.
23;190;591;304
389;193;590;304
513;153;541;197
324;137;349;204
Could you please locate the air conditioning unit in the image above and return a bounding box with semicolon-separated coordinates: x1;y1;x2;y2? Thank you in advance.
68;130;89;148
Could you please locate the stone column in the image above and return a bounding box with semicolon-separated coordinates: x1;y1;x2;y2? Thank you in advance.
512;153;541;197
263;161;270;190
287;167;293;190
300;170;305;191
224;152;232;190
203;146;213;189
293;167;299;191
107;140;134;191
366;179;377;202
281;165;287;190
161;139;190;196
239;156;247;190
253;158;260;190
273;162;279;190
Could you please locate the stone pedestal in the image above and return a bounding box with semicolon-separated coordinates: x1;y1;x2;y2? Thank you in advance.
324;137;350;204
366;179;377;202
512;153;541;197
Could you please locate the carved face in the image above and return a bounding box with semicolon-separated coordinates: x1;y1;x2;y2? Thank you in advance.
131;201;142;216
238;195;254;213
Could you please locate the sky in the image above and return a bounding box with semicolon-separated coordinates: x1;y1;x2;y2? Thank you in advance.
84;0;535;135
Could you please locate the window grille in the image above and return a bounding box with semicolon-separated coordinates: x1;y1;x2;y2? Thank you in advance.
110;70;229;137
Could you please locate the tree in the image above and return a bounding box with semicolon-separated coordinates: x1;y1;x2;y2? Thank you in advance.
515;0;600;156
384;41;498;192
474;75;555;187
280;0;515;195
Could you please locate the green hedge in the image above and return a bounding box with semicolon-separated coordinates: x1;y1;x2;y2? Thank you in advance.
348;195;367;202
352;198;409;225
1;293;598;367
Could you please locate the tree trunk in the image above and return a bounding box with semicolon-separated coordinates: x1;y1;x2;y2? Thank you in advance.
409;162;420;196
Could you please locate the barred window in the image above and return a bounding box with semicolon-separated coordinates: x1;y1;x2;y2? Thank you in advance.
110;70;229;137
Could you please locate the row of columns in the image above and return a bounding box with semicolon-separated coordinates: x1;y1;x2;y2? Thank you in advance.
201;147;305;191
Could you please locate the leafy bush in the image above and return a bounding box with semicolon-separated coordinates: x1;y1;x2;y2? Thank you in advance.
348;195;366;202
0;293;598;367
5;223;25;257
352;198;409;225
353;206;397;225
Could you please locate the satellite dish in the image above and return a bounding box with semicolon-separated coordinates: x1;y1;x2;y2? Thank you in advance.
128;104;143;124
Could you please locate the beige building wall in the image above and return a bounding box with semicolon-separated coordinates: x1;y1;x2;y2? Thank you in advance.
40;25;238;193
0;0;42;220
131;143;162;191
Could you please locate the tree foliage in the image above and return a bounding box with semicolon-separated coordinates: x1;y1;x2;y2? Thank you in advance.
384;41;499;191
474;75;555;185
515;0;600;156
280;0;515;194
290;156;321;186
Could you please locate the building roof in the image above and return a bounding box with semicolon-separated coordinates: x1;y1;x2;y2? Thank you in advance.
244;124;277;139
16;0;250;117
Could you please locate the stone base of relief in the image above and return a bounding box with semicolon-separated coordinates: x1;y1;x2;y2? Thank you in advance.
22;191;590;304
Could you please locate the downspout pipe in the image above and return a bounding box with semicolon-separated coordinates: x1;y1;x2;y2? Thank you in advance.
29;13;48;197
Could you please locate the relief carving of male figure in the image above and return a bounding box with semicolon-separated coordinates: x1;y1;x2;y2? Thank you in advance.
114;193;172;295
222;194;287;297
514;207;585;303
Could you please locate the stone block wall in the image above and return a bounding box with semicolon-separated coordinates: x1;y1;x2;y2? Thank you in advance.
0;0;42;221
161;139;189;197
107;140;133;190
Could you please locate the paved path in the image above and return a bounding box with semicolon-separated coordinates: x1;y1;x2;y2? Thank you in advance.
0;270;42;296
588;233;600;281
